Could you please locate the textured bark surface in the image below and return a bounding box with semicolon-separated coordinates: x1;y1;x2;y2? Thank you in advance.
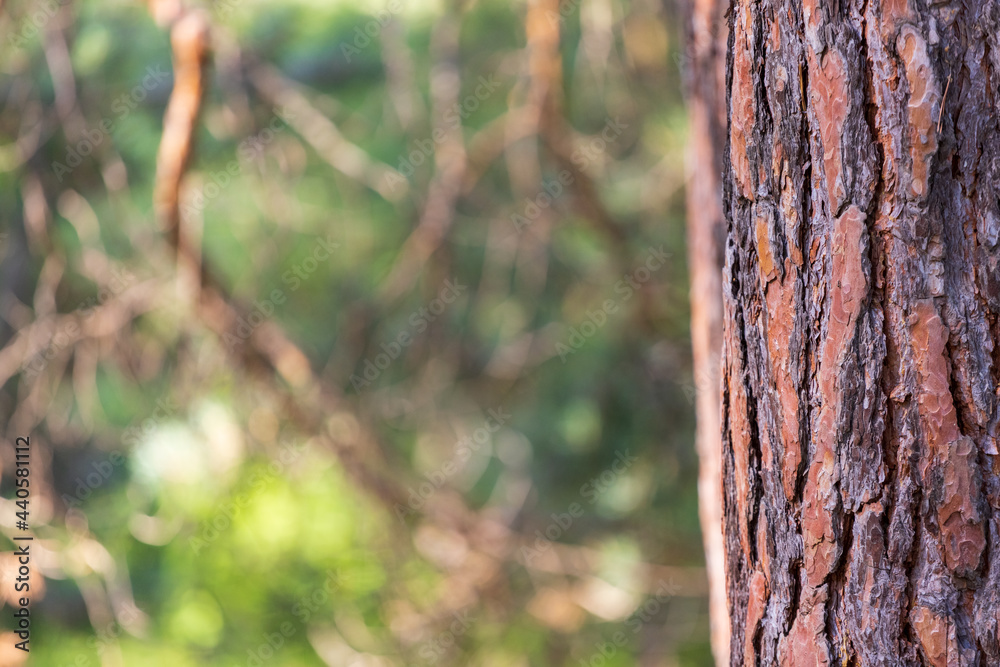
683;0;731;663
721;1;1000;665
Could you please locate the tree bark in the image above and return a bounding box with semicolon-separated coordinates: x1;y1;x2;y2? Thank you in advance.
682;0;731;664
720;1;1000;665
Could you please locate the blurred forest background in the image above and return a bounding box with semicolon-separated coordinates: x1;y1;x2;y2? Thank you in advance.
0;0;710;664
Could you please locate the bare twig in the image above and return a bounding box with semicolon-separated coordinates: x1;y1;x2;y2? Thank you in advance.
248;63;408;202
378;9;467;303
153;8;211;295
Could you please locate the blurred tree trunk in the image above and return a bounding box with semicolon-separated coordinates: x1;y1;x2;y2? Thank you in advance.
720;2;1000;665
681;0;729;664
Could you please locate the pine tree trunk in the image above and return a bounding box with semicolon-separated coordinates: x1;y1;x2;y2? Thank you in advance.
720;1;1000;665
682;0;730;663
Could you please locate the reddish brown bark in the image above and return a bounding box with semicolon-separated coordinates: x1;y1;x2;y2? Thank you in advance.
721;1;1000;664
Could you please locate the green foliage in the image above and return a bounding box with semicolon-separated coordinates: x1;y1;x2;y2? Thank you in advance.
0;0;710;664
